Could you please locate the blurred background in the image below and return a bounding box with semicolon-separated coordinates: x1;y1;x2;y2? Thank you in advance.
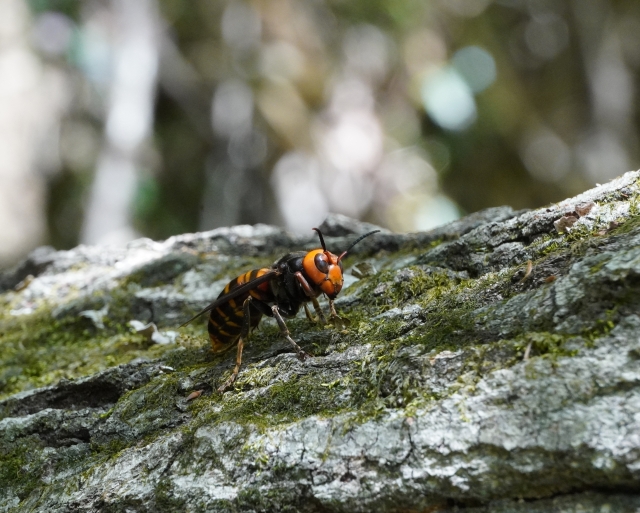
1;0;639;268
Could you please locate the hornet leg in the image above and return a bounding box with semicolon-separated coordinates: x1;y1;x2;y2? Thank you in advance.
218;297;252;393
294;271;315;298
329;299;350;328
303;303;315;322
303;298;327;325
271;305;310;360
295;271;327;325
311;296;327;325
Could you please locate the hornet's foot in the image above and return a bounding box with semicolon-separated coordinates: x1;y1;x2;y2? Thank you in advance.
217;375;237;393
295;348;312;361
304;303;326;325
328;299;351;329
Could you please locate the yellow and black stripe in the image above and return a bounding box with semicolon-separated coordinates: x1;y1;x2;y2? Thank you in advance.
208;268;273;352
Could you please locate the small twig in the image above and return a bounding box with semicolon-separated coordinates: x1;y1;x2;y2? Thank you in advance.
523;342;533;360
519;260;533;284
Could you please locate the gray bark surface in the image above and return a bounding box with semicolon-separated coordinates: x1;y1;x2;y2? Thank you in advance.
2;172;640;512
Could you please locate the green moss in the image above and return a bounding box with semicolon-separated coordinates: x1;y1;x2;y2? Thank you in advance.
117;373;182;425
205;372;360;427
581;314;616;346
91;437;129;458
608;211;640;236
392;238;445;257
563;222;598;244
154;478;188;511
357;266;458;311
410;302;477;350
160;343;215;370
0;308;175;400
589;258;609;275
535;236;562;257
513;332;576;359
0;436;44;503
236;487;271;510
628;194;640;217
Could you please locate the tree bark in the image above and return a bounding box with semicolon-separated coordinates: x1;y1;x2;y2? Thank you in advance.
2;172;640;512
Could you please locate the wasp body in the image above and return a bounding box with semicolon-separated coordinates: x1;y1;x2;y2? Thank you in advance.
182;228;378;392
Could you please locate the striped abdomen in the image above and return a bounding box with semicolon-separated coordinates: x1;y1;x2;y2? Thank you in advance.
207;268;274;352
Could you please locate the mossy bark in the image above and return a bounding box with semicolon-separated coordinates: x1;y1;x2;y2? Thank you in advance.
2;173;640;512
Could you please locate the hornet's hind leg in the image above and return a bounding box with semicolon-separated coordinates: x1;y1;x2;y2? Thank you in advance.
218;297;253;393
271;305;310;360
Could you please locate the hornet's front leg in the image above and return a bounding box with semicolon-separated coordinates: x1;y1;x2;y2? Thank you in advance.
295;272;327;325
328;299;351;329
303;296;327;326
271;305;311;360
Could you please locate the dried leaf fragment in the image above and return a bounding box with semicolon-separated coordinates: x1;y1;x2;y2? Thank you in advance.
575;201;595;217
14;274;34;291
351;261;377;279
80;305;109;330
186;390;204;401
523;341;533;360
554;215;578;234
129;320;178;344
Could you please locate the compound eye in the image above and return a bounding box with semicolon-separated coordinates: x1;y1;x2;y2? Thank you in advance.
314;253;329;273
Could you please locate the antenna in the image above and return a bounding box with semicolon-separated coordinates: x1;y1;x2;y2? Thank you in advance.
337;230;380;262
312;227;327;251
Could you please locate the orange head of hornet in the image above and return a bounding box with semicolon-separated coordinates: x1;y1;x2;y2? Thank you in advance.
302;227;379;300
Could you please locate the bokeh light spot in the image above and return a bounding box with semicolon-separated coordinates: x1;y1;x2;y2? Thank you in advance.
271;152;328;234
421;67;477;131
524;14;569;60
414;194;460;231
221;1;261;51
74;28;111;85
452;46;496;93
212;79;254;138
521;127;571;183
32;11;74;56
343;24;390;83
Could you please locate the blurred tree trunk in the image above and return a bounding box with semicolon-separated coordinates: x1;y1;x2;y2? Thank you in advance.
80;0;160;246
0;0;48;267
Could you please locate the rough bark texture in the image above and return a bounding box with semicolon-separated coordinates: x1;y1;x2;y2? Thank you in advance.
2;172;640;512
